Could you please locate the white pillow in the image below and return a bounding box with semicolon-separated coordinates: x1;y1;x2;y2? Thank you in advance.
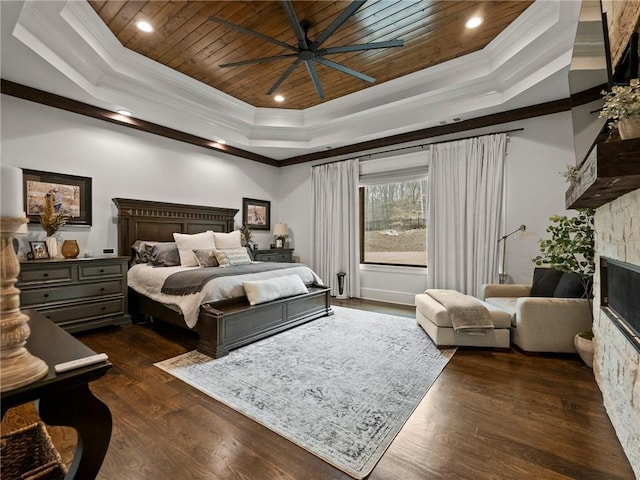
215;247;252;267
173;231;216;267
242;275;309;305
213;230;241;249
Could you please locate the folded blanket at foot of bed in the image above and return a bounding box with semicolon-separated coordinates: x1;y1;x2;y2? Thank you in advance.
425;289;494;335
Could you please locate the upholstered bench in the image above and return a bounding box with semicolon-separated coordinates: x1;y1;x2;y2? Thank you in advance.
415;291;511;348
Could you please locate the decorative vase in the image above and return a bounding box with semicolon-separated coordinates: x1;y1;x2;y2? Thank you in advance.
618;116;640;140
45;236;58;258
61;239;80;259
574;333;594;368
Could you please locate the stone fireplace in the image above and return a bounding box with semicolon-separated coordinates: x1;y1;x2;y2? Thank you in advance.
593;188;640;478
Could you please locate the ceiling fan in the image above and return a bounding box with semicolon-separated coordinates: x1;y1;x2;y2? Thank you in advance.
208;0;404;100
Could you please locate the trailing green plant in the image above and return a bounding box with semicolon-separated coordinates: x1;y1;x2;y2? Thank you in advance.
599;78;640;127
533;209;595;298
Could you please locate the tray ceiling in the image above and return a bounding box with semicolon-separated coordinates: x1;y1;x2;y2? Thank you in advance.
88;1;533;110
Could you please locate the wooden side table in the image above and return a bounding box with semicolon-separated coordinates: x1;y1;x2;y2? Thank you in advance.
1;310;112;479
253;248;294;263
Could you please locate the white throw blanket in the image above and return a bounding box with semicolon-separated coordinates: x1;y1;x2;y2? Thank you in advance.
426;289;494;335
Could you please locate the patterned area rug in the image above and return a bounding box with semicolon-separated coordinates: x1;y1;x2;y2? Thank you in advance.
155;306;455;478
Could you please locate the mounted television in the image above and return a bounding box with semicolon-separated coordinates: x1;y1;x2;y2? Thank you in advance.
568;1;612;166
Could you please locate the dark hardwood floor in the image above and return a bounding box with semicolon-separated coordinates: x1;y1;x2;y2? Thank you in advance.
2;299;634;479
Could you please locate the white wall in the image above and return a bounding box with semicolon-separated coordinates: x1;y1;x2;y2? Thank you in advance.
280;111;578;304
2;95;578;305
1;95;280;256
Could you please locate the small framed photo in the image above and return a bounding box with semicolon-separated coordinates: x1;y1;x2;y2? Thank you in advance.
29;241;49;260
242;198;271;231
23;169;92;226
275;237;285;248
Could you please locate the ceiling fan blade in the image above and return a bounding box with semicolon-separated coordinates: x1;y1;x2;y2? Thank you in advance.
313;56;375;83
208;16;296;52
267;59;303;95
312;0;366;49
281;0;308;49
320;40;404;55
220;54;298;68
304;60;325;99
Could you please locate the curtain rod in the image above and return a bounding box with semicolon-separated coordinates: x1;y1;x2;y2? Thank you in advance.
311;127;524;167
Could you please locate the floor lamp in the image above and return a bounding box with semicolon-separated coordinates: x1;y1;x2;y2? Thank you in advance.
497;224;526;284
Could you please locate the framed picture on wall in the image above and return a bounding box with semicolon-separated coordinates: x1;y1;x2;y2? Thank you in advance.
242;198;270;230
23;169;92;226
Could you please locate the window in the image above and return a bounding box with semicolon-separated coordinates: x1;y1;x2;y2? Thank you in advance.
360;178;427;267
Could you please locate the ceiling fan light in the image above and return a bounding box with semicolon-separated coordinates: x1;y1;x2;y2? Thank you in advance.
465;16;483;29
274;95;285;102
135;21;154;33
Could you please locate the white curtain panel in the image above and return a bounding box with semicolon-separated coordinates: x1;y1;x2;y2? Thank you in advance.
311;159;360;297
427;134;507;298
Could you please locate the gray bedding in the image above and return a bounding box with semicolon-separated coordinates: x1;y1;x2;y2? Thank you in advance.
161;262;301;296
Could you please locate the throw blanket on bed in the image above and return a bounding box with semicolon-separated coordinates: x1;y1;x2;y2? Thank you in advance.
161;262;302;296
425;289;494;335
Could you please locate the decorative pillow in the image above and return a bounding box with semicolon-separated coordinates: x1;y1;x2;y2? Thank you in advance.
214;247;252;268
554;272;587;298
193;249;219;268
146;242;180;267
213;230;242;249
242;275;309;305
530;267;564;297
131;240;178;266
130;240;150;265
173;231;216;267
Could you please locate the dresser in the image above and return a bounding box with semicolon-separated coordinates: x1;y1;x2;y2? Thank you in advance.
253;248;294;263
17;256;131;333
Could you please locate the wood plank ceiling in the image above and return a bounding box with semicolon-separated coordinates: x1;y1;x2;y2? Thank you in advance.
89;1;533;110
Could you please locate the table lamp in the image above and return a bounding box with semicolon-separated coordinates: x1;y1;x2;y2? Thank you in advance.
1;165;48;391
274;223;288;249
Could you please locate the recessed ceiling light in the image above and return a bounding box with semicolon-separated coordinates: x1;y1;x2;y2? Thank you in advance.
215;139;226;145
117;110;132;116
465;16;483;29
274;95;285;102
135;21;154;33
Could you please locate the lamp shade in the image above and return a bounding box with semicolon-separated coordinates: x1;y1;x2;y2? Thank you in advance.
274;223;289;236
1;165;23;217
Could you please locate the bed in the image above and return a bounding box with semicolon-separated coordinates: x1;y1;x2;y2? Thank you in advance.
113;198;332;358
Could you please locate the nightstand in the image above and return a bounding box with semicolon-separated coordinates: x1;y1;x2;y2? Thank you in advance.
17;256;131;333
253;248;294;263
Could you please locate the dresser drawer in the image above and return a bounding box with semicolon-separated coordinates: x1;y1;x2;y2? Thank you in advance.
37;298;126;325
21;280;124;307
18;265;74;285
80;261;126;280
257;253;279;262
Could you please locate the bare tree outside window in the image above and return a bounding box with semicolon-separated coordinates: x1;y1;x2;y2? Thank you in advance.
362;179;427;266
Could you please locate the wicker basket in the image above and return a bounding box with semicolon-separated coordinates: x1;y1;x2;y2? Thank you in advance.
0;422;67;480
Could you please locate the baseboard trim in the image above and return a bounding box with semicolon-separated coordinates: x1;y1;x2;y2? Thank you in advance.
359;288;417;306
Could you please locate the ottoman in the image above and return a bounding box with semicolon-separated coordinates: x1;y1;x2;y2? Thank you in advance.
415;292;511;348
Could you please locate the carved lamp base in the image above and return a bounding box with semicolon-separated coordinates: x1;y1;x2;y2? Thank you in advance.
1;217;48;392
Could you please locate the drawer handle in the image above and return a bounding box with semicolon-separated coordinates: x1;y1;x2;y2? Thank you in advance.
43;294;49;298
100;269;105;273
101;306;106;311
100;288;105;291
43;273;49;277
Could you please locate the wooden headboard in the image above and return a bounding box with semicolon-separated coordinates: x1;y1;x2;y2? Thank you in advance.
113;198;238;257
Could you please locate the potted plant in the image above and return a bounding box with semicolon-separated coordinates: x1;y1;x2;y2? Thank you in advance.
533;209;595;366
599;78;640;139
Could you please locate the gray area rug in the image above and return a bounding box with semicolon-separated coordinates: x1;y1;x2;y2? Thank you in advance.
155;306;455;478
